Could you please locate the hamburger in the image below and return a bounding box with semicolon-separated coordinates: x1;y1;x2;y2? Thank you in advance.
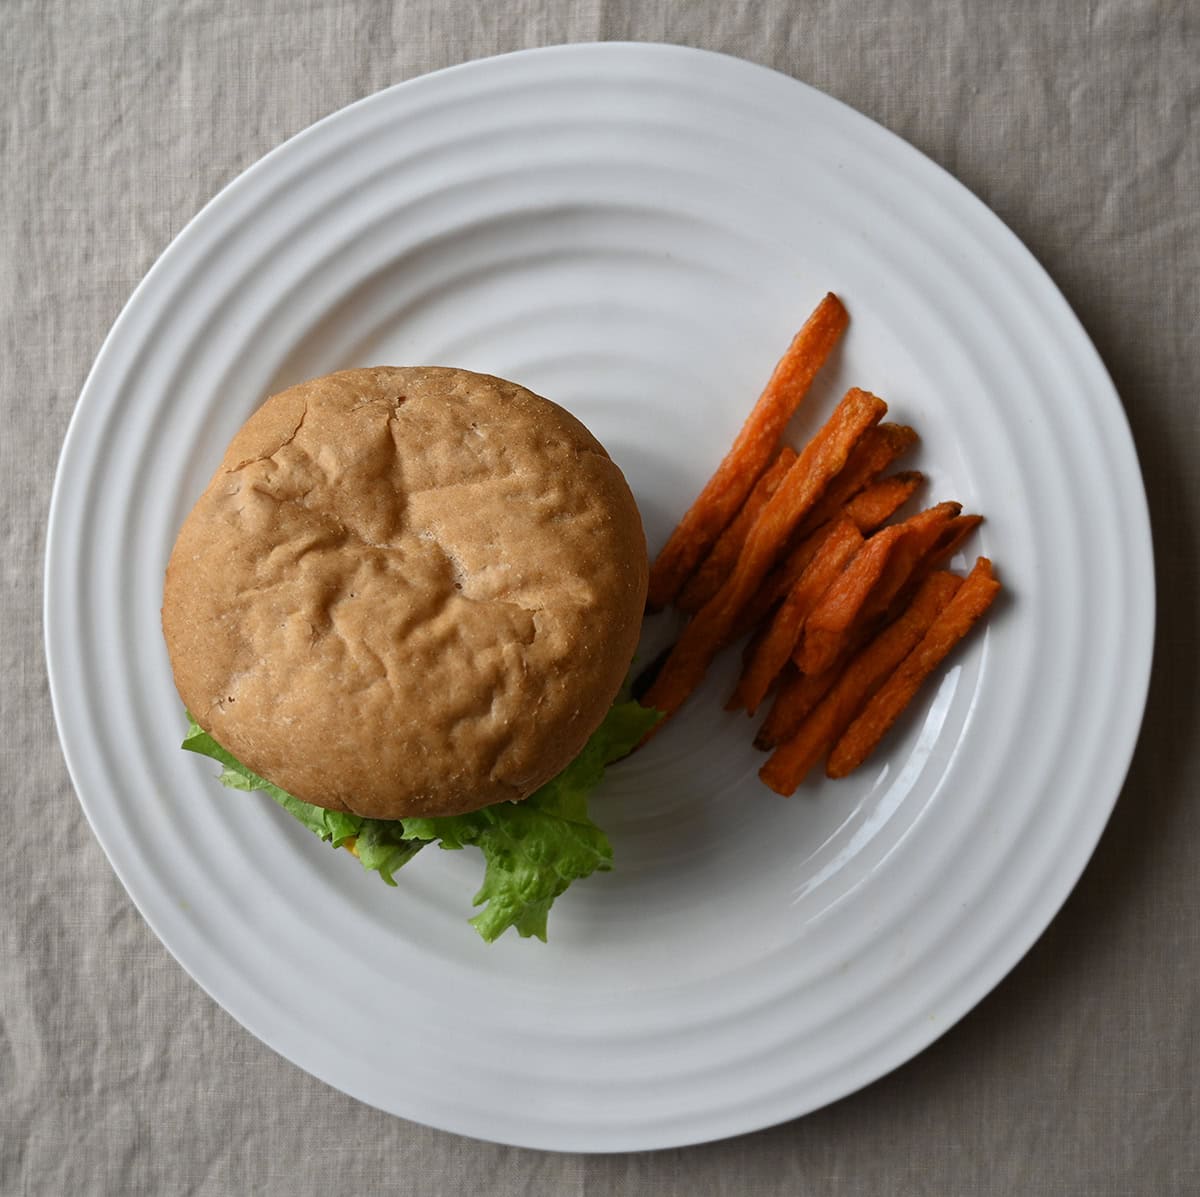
164;366;654;941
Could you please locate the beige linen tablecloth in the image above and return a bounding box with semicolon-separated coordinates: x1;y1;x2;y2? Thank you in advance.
4;2;1198;1192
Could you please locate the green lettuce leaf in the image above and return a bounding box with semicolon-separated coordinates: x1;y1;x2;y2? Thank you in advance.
182;716;421;882
400;700;661;941
181;701;659;940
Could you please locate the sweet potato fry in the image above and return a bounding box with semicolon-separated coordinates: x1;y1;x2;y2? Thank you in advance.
641;387;887;726
826;557;1000;777
870;513;983;632
844;471;925;532
677;446;798;613
754;663;842;751
793;423;918;540
921;513;983;572
735;471;923;637
857;502;961;622
734;528;828;639
646;294;848;610
727;624;770;711
758;571;963;794
793;524;907;676
795;501;959;676
729;518;864;714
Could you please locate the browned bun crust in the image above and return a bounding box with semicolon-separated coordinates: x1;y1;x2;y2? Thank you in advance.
163;367;647;819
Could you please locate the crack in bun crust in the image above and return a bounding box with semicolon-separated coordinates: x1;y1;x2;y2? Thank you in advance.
162;367;648;819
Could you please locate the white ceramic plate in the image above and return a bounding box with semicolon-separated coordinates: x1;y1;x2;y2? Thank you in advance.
45;44;1153;1151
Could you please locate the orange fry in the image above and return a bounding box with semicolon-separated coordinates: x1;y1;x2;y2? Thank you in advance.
646;294;848;610
856;501;961;624
729;518;864;714
794;524;907;676
733;529;827;639
844;472;925;533
759;571;963;794
754;664;842;751
877;512;983;625
795;501;959;676
728;624;770;711
641;387;887;726
793;423;918;540
826;557;1001;777
921;513;983;572
677;446;798;613
736;470;923;637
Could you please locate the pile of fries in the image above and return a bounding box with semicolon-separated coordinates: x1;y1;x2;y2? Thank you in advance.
640;293;1000;796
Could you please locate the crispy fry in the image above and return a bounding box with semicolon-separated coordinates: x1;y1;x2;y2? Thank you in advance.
727;624;770;711
729;518;864;714
857;502;961;622
793;423;918;540
921;513;983;572
646;294;849;610
877;513;984;624
677;446;798;613
735;471;923;637
794;524;907;675
734;528;827;639
758;571;963;794
843;471;925;532
795;502;959;676
826;557;1000;777
641;387;887;726
754;664;841;751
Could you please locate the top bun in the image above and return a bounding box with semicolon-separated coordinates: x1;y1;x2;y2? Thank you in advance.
163;366;647;820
